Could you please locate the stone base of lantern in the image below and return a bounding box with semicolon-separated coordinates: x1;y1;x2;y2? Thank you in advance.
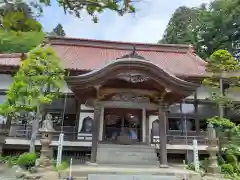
38;155;52;168
38;132;54;168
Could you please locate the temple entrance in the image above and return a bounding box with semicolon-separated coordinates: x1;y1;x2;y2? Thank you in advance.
103;108;142;144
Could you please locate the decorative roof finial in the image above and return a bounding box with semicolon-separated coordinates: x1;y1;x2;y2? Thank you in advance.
116;44;146;60
131;44;136;56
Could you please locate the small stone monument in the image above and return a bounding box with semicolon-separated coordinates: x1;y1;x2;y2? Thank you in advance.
38;113;55;168
206;123;219;176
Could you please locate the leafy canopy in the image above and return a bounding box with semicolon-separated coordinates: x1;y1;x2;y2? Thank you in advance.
0;0;42;32
38;0;136;23
203;50;240;108
0;46;65;117
2;11;42;32
160;0;240;59
0;30;45;53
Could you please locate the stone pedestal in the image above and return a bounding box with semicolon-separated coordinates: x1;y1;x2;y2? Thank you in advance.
38;129;54;167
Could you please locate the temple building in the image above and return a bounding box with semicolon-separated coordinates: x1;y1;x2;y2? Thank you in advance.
0;37;239;165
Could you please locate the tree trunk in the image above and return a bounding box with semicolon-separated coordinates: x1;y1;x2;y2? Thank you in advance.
6;116;12;132
29;106;40;153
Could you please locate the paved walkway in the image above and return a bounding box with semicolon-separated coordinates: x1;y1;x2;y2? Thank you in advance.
59;164;201;180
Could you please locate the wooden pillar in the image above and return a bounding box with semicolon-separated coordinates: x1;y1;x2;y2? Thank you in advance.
75;99;80;140
142;108;149;144
90;102;101;163
194;93;200;135
158;103;168;168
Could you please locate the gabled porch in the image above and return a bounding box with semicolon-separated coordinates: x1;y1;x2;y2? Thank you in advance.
65;56;201;166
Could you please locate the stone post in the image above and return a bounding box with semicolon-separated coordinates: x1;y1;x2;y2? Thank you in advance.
206;123;219;175
0;123;7;156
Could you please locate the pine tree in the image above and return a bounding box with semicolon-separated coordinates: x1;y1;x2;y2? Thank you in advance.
51;23;66;36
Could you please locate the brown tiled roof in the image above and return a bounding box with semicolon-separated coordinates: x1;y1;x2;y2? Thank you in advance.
0;37;206;77
0;53;21;67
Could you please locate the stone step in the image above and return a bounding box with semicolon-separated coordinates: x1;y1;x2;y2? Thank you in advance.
59;165;201;180
98;144;155;149
97;144;158;165
97;144;156;152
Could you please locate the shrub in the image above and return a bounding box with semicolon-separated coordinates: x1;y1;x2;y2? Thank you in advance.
187;162;195;171
8;155;19;167
187;159;208;172
221;163;234;175
54;161;69;171
17;152;37;169
0;155;19;167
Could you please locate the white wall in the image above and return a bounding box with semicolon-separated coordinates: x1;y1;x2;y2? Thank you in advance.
0;74;72;93
0;74;13;90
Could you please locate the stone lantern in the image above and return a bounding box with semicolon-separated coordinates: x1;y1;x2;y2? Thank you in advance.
206;123;219;175
38;114;55;168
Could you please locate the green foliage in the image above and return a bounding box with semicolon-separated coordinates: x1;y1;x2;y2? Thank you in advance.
0;155;20;167
203;50;240;110
0;1;43;32
186;159;208;172
208;116;240;178
221;164;234;175
0;0;42;18
160;6;205;55
205;50;239;73
207;116;236;131
39;0;136;23
0;30;44;53
0;46;65;117
160;0;240;59
54;161;69;171
2;11;42;32
17;152;37;169
51;23;66;36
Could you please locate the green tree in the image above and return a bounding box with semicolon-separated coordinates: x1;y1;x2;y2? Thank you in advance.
160;0;240;59
0;46;65;152
2;0;137;24
2;11;42;32
0;1;44;53
159;6;208;58
36;0;135;22
203;50;240;113
203;50;240;178
51;23;66;36
0;0;42;31
0;30;45;53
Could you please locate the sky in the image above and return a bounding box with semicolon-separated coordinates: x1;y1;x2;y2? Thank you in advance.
39;0;212;43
